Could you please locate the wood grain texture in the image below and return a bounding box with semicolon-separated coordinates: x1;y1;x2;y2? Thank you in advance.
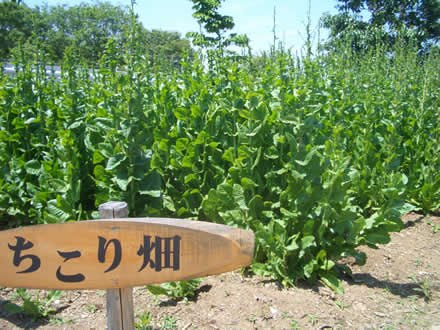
106;287;134;330
100;202;134;330
0;218;254;289
106;288;123;330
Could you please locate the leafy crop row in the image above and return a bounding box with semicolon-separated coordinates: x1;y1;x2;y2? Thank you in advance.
1;39;439;290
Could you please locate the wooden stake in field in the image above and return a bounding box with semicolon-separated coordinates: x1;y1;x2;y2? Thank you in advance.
99;201;134;330
0;201;254;330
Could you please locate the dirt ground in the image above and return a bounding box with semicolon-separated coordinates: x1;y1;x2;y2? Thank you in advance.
1;212;439;329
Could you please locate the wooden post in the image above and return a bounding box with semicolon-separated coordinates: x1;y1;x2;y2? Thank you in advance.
99;201;134;330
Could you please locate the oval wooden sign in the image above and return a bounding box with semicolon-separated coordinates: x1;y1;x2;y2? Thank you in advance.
0;218;254;290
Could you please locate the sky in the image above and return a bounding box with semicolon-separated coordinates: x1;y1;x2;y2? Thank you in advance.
24;0;340;53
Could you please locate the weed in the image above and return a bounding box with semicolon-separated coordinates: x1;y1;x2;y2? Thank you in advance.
427;218;439;233
5;289;62;321
84;303;97;313
308;314;319;326
147;279;202;301
49;317;72;325
135;311;153;329
290;319;300;329
334;299;347;310
159;315;178;329
248;314;257;323
416;281;433;302
96;290;106;297
281;311;292;319
408;275;433;302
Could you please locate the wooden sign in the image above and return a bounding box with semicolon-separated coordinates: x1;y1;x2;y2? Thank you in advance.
0;218;254;290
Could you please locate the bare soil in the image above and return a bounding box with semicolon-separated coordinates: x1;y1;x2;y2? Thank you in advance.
1;212;439;329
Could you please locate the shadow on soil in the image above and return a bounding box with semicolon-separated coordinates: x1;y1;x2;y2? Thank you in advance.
350;273;425;299
403;215;425;228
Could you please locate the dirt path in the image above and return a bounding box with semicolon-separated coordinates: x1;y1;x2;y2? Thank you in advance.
1;213;439;329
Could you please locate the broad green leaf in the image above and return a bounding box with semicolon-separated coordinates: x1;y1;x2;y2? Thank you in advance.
139;172;161;197
106;154;126;171
114;169;129;191
319;259;335;271
98;143;114;158
93;150;105;164
394;202;415;215
248;195;264;218
233;184;248;211
25;160;41;175
241;177;258;190
5;303;22;314
94;165;107;180
182;155;194;168
46;199;71;222
320;271;344;294
285;238;299;252
251;263;270;277
163;195;176;212
365;232;390;245
304;259;317;278
173;107;188;120
222;148;235;163
301;236;316;249
354;251;367;266
146;285;169;296
176;138;189;153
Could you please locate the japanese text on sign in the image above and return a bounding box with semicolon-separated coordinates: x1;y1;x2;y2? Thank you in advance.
7;235;181;283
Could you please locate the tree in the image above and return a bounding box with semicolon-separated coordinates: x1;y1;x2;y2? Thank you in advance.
0;1;34;59
0;1;193;66
322;0;440;51
138;29;193;69
42;2;132;63
187;0;249;50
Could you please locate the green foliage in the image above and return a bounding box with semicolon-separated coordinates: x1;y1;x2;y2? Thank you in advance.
5;289;62;321
159;315;178;329
140;29;193;71
147;279;202;300
1;21;439;292
135;311;153;330
323;0;440;52
0;1;192;65
427;218;440;233
0;1;34;58
187;0;249;50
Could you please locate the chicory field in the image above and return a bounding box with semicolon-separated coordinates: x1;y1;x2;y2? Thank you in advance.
1;40;439;291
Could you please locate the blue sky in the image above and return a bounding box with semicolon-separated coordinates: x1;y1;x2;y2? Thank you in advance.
25;0;340;53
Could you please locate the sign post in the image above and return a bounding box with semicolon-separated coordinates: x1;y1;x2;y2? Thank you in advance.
98;201;134;330
0;201;255;329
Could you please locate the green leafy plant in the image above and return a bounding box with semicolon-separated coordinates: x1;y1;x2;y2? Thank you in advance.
159;315;178;329
146;279;202;301
408;275;433;302
135;311;153;330
1;9;439;294
84;303;98;313
427;218;439;233
5;289;62;321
